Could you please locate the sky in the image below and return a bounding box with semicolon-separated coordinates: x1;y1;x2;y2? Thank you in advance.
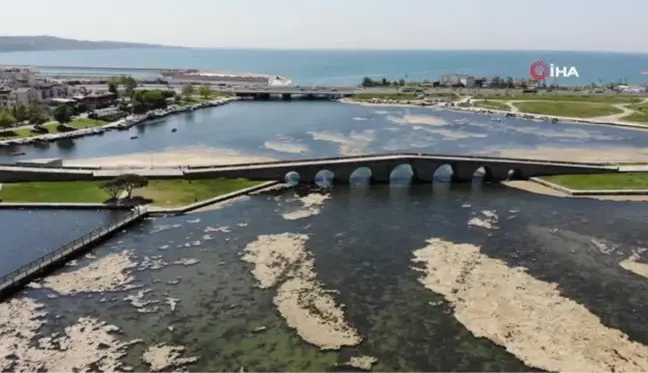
1;0;647;53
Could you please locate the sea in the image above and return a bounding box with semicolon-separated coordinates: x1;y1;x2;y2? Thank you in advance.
3;48;648;372
0;48;648;85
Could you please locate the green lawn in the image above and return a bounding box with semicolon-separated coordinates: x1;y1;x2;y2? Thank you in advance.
0;178;263;206
623;103;648;123
473;93;642;104
541;173;648;190
0;118;106;139
513;101;622;118
472;100;510;110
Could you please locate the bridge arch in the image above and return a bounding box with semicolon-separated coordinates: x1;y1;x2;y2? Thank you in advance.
507;168;524;180
284;171;301;185
473;166;494;182
433;164;455;182
390;164;414;185
315;169;335;187
350;167;372;185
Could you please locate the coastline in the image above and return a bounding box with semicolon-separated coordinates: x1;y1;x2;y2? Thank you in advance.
339;98;648;131
0;96;240;148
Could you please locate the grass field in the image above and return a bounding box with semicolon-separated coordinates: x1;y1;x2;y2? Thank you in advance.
541;173;648;190
513;101;622;118
0;178;263;206
0;118;106;139
473;93;642;104
472;100;510;110
623;102;648;123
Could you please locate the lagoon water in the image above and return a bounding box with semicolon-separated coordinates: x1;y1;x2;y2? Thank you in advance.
14;183;648;371
2;88;648;370
2;101;648;164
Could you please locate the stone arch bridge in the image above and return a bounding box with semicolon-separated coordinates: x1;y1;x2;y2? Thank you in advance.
185;153;618;184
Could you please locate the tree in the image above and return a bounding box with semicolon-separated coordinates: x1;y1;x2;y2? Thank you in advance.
108;81;118;95
13;104;28;122
116;174;149;199
381;78;388;85
199;85;212;99
182;84;195;98
27;105;48;125
505;76;515;89
361;76;374;87
53;105;73;124
120;76;138;99
398;79;406;86
0;110;16;129
99;178;124;200
142;90;167;109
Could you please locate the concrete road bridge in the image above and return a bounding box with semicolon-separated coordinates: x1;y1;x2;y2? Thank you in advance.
220;86;357;99
0;153;616;184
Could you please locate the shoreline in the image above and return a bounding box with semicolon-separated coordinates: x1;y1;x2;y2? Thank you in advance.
0;96;240;148
339;98;648;131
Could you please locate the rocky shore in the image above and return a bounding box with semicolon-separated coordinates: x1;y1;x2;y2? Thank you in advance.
0;97;240;149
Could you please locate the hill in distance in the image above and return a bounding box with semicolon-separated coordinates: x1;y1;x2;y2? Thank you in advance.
0;35;180;52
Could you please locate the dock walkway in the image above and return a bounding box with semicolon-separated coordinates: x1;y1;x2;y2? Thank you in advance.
0;206;147;300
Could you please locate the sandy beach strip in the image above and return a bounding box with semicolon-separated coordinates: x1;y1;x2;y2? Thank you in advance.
412;237;648;372
62;146;277;168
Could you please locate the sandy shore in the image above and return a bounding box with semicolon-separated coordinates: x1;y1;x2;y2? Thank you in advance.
142;344;198;372
242;233;362;349
63;146;277;168
386;114;449;127
468;210;499;230
503;180;648;202
412;237;648;372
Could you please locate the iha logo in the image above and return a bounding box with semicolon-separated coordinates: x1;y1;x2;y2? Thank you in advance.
530;60;580;80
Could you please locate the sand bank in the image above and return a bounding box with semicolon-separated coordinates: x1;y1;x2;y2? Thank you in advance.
242;233;361;349
503;180;648;201
64;146;276;168
620;249;648;279
0;297;141;371
310;130;374;156
412;238;648;372
142;344;198;372
42;250;138;295
263;140;310;154
386;114;449;127
282;192;331;221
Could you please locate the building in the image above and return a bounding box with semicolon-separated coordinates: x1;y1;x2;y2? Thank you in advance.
0;88;11;109
72;91;117;110
9;87;40;106
0;66;36;87
439;74;476;88
33;83;69;103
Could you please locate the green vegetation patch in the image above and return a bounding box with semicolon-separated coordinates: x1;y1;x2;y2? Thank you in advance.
473;93;642;104
472;100;510;110
623;102;648;123
541;173;648;190
0;118;106;139
514;101;622;118
0;178;263;206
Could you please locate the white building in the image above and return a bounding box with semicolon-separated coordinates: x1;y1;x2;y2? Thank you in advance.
0;66;36;87
440;74;476;88
0;88;11;109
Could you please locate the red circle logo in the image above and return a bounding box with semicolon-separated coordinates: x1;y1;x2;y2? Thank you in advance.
530;60;549;80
